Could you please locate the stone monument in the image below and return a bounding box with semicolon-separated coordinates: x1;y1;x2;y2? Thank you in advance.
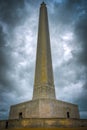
9;2;80;119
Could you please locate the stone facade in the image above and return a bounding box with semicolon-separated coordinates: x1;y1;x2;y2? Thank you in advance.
0;118;87;129
9;99;79;119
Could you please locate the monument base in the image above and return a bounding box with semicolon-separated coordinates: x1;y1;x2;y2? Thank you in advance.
0;118;87;129
0;100;86;129
9;99;79;119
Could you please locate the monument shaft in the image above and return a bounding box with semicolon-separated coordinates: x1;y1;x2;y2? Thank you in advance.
33;2;56;99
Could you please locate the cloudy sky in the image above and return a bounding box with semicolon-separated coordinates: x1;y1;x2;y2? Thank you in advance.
0;0;87;120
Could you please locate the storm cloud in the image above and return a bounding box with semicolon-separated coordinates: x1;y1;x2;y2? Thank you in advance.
0;0;87;119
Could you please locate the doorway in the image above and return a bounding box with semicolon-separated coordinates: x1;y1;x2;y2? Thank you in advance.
19;112;22;119
67;112;70;118
5;121;8;129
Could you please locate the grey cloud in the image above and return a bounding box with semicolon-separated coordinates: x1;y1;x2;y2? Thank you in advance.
51;0;87;83
74;16;87;66
51;0;79;25
83;81;87;90
74;88;87;119
0;47;18;91
0;25;6;47
80;111;87;119
0;0;26;27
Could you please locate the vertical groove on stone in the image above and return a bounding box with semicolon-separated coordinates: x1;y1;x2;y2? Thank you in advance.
33;2;56;100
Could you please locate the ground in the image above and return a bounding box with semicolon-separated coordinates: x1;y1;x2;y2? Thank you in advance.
2;127;87;130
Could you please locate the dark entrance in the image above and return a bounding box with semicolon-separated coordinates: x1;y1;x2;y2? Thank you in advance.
67;112;70;118
5;121;8;129
19;112;22;119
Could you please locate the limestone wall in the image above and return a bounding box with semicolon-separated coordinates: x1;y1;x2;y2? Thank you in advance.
0;118;87;129
9;100;39;119
9;99;80;119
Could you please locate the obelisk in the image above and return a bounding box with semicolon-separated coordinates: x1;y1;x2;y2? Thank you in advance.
33;2;56;100
8;2;80;121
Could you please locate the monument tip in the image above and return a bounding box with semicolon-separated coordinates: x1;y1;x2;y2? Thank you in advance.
41;1;46;6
